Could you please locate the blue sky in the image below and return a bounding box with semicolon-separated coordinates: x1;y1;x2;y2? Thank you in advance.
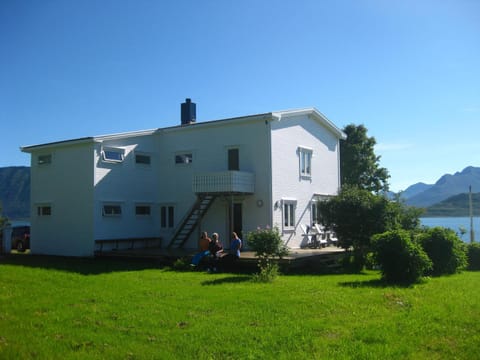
1;0;479;192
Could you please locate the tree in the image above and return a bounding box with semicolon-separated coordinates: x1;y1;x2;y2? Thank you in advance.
318;186;392;270
340;124;390;193
319;186;423;271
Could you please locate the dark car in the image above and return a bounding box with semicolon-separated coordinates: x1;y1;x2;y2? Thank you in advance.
11;226;30;252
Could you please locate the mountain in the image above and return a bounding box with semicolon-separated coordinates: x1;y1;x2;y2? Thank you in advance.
404;166;480;208
401;182;434;199
0;166;30;219
424;192;480;217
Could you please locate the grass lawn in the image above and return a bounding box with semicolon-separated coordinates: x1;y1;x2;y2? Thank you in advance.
1;255;479;359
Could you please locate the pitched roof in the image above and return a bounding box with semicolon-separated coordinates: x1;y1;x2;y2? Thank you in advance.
21;108;345;152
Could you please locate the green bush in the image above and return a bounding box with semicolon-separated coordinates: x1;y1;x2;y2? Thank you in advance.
372;230;432;284
467;243;480;270
417;227;467;276
247;226;288;282
251;261;279;283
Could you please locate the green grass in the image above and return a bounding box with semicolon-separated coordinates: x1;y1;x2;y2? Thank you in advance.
1;255;479;359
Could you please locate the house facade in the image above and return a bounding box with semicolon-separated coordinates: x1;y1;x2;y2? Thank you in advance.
21;101;346;256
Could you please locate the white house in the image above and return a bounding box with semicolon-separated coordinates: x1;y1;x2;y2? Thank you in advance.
21;100;346;257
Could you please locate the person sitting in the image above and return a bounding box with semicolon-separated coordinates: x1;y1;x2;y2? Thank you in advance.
230;232;242;259
191;231;212;266
207;232;223;272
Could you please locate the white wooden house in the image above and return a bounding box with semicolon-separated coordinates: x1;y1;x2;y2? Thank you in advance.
21;100;346;256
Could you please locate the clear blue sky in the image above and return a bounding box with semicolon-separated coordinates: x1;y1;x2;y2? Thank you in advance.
1;0;479;192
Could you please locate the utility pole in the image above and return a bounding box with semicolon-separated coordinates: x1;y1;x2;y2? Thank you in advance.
469;186;475;243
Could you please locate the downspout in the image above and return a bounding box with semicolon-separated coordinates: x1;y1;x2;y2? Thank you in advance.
267;113;279;227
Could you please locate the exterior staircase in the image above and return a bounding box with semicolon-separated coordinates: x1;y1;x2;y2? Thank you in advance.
167;194;217;248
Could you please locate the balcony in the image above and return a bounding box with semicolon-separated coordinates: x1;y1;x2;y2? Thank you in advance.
193;171;255;194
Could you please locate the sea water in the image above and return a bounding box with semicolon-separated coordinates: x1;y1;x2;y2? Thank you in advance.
420;217;479;242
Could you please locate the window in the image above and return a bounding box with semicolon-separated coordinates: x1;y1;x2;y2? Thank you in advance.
135;205;151;216
102;148;125;163
103;204;122;216
37;205;52;216
283;201;296;229
298;147;312;177
228;148;239;171
160;205;174;228
311;201;321;225
135;153;151;165
38;154;52;165
175;153;192;164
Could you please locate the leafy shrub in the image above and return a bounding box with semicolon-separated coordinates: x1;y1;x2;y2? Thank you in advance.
172;257;190;271
251;261;279;283
247;226;288;282
372;230;432;284
319;186;423;272
467;243;480;270
417;227;467;276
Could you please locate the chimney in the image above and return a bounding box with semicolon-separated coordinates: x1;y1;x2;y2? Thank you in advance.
181;98;196;125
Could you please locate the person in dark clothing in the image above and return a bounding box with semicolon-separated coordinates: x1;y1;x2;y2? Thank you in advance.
207;232;223;272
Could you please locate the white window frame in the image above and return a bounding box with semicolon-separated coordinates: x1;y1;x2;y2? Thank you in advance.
135;152;151;166
135;204;151;216
102;147;125;163
37;154;52;166
37;204;52;216
174;152;193;165
102;203;122;217
160;205;175;228
298;147;313;178
282;199;297;231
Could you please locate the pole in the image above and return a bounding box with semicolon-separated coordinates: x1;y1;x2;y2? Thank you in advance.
469;185;474;243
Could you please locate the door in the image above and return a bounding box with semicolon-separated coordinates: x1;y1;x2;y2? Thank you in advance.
228;148;239;171
229;202;243;240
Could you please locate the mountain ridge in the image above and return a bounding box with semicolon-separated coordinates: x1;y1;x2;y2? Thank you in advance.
0;166;30;219
403;166;480;208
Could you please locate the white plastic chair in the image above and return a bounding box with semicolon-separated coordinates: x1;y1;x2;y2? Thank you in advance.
314;224;328;247
300;224;313;247
328;231;338;246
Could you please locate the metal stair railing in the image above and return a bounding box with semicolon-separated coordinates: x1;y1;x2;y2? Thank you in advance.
167;194;216;248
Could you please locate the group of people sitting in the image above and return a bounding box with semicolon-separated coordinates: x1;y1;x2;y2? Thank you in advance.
190;231;242;271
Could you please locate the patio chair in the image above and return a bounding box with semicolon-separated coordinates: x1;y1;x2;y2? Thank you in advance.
328;231;338;246
300;224;313;248
314;224;328;247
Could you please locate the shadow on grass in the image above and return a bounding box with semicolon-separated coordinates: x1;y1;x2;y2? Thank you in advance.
338;278;416;289
201;275;252;286
0;254;166;275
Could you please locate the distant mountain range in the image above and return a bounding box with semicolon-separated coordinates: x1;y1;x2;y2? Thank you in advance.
1;165;480;220
0;166;30;219
402;166;480;209
423;192;480;217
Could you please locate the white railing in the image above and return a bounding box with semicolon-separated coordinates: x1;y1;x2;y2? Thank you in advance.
193;171;255;194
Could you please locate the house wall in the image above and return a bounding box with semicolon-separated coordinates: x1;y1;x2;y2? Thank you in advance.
93;134;160;245
29;143;94;256
159;118;272;248
270;114;341;248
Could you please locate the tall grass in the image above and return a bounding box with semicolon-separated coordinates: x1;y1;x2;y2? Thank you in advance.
1;255;479;359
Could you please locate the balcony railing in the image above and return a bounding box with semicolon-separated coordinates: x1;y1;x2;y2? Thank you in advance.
193;171;255;194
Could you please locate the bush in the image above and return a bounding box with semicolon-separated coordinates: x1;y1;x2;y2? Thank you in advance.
318;186;423;272
372;230;432;284
467;243;480;270
247;226;288;282
417;227;467;276
251;262;279;283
